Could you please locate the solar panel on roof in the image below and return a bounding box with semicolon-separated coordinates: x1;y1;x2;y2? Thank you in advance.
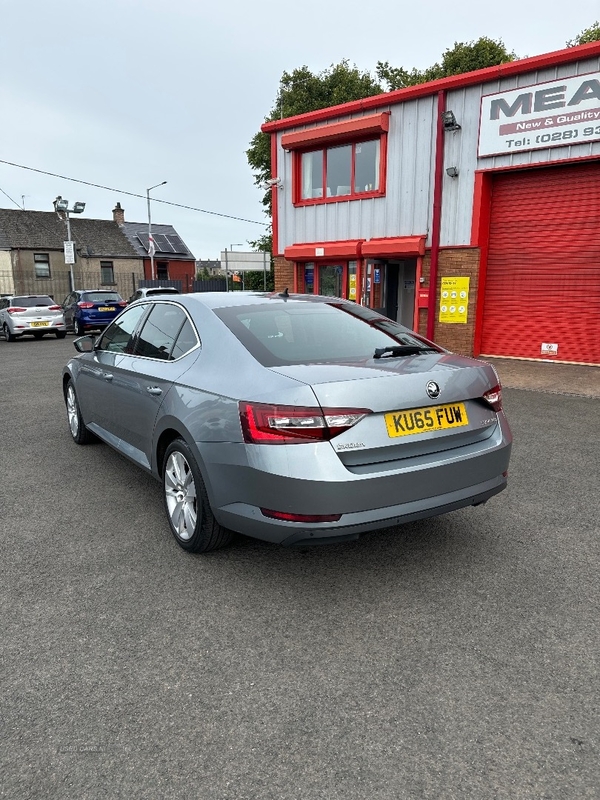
152;233;172;252
166;234;187;254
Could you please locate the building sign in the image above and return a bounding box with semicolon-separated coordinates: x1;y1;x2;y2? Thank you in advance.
541;342;559;355
478;71;600;157
63;241;75;265
439;277;470;324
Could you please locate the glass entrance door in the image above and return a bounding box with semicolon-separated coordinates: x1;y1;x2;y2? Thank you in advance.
318;265;343;297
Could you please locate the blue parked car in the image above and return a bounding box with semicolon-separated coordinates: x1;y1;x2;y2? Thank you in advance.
62;290;127;336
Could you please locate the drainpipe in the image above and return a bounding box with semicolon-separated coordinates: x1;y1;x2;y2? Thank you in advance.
427;90;446;340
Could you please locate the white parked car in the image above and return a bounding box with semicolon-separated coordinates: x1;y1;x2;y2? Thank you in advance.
128;286;180;304
0;294;66;341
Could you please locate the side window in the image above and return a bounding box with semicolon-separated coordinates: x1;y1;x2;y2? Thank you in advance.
134;304;187;360
97;304;148;353
171;318;199;359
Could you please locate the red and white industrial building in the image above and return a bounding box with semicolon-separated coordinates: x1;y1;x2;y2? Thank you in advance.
262;40;600;365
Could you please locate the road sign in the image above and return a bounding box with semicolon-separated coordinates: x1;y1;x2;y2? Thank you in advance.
64;241;75;265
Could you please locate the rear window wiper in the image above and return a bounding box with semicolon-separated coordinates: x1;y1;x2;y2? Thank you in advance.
374;345;438;359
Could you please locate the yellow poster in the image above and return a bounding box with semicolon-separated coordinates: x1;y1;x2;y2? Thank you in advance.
439;277;470;324
349;273;357;300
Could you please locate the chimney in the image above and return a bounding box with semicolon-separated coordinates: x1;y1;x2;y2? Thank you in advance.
112;202;125;225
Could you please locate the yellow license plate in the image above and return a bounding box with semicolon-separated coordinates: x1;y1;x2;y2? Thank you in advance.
98;306;115;312
385;402;469;438
30;321;49;327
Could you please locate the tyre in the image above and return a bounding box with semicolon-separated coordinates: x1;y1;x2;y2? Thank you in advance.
74;319;85;336
163;438;233;553
56;331;67;339
64;380;95;445
3;324;16;342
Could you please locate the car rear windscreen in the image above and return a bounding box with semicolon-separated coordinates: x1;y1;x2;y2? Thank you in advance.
13;296;54;307
215;302;440;367
84;292;122;303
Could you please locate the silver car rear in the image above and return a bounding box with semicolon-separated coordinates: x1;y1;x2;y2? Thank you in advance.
0;295;66;341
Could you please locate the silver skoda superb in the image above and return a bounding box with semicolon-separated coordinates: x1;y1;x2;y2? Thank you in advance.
63;292;512;553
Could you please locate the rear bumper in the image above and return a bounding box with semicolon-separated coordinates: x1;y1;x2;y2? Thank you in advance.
219;473;507;546
200;415;512;545
9;322;64;335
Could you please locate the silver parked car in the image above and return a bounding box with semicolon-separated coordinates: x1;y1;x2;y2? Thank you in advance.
62;292;512;552
0;294;66;341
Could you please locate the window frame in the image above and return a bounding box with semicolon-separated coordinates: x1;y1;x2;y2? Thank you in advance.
33;253;51;279
100;260;115;285
293;133;387;207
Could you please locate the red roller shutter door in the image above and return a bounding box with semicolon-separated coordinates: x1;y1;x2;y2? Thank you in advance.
480;162;600;365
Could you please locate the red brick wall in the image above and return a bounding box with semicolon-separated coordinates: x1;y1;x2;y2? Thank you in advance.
273;256;295;292
418;247;481;356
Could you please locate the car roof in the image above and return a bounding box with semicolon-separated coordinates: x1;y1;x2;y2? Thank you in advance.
162;291;347;312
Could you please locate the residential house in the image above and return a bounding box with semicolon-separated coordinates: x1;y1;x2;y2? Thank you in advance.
0;206;142;302
115;204;196;290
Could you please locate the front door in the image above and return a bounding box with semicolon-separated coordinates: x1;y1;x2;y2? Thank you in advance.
318;264;344;297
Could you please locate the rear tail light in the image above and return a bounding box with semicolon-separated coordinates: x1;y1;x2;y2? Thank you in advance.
48;305;61;311
77;302;94;309
261;508;342;523
239;402;371;444
7;307;27;314
483;384;503;412
117;301;127;307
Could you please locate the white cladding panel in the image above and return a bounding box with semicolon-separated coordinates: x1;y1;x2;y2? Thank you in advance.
276;97;437;251
275;55;600;252
440;56;600;246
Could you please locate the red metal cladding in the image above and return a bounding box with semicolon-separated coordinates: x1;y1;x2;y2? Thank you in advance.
479;161;600;365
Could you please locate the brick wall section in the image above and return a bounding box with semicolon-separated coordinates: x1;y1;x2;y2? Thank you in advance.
418;247;481;356
274;256;295;292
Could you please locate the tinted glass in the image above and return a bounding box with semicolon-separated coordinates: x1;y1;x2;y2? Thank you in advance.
134;304;187;360
97;304;148;353
12;296;54;307
215;302;438;367
170;318;199;359
83;292;122;303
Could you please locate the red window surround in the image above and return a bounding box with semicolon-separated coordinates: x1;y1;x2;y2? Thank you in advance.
284;113;389;207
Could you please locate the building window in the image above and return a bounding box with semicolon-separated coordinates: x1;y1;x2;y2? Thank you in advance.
34;253;50;278
157;261;169;279
100;261;115;285
297;138;381;203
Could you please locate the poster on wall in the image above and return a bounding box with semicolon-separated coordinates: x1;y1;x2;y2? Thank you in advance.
349;273;357;300
478;71;600;157
439;277;470;324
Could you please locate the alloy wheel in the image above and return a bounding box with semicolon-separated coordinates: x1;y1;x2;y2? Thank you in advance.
164;450;198;541
66;385;79;438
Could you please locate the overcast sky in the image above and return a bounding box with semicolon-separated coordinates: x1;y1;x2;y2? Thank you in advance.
1;0;598;260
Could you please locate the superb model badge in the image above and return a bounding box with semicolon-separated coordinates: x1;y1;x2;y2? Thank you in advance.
426;381;440;399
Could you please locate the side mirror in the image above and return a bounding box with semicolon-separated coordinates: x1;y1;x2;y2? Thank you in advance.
73;335;95;353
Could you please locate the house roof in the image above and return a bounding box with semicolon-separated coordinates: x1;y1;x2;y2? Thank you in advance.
120;221;195;260
262;40;600;133
0;208;139;258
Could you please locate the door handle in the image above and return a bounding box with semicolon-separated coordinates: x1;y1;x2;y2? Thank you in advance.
103;373;114;381
147;386;162;395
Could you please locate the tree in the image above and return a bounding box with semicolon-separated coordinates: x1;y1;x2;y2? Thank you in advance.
247;61;383;212
376;37;517;91
567;21;600;46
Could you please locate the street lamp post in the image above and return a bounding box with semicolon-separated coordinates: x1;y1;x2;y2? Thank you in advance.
54;197;86;291
146;181;167;281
